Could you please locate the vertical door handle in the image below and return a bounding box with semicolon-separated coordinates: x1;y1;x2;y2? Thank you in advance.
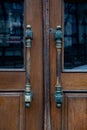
51;26;63;108
54;26;63;108
24;25;33;108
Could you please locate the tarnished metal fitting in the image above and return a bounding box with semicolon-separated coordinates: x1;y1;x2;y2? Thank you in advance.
25;25;33;48
25;25;33;40
24;84;33;108
26;39;32;48
54;26;63;49
54;83;63;108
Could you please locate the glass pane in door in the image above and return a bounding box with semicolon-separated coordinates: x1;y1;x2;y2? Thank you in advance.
64;2;87;70
0;1;24;69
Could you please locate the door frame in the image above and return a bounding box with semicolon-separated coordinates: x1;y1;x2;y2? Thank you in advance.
42;0;51;130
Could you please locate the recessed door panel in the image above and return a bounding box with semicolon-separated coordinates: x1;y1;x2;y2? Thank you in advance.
0;93;25;130
63;93;87;130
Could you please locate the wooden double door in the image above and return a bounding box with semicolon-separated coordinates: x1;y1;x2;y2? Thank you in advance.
0;0;87;130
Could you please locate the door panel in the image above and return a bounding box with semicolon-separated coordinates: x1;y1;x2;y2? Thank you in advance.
0;72;25;90
61;73;87;90
0;93;24;130
50;0;87;129
63;93;87;130
0;0;43;130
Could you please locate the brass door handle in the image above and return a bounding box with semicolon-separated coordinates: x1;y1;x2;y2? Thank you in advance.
52;26;63;108
24;25;33;108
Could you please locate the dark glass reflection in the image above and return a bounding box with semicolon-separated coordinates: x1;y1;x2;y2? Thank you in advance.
0;1;24;69
64;2;87;70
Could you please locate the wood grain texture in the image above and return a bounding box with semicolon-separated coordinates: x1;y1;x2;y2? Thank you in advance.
0;93;25;130
0;72;25;90
42;0;51;130
61;73;87;91
62;93;87;130
25;0;43;130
